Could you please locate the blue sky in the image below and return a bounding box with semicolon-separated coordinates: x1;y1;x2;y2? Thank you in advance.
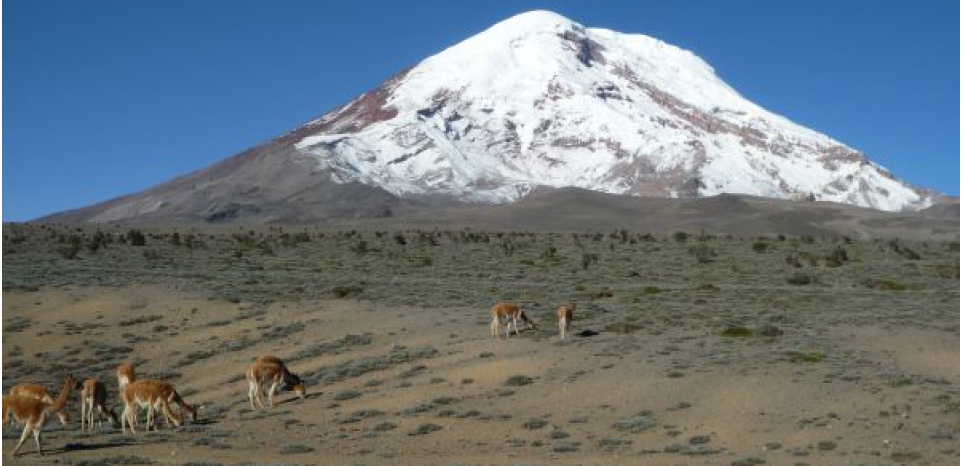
4;0;959;221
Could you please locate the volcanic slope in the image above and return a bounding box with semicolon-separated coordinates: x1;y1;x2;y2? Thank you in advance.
44;10;942;224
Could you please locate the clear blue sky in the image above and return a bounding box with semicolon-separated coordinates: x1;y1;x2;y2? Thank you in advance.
4;0;959;221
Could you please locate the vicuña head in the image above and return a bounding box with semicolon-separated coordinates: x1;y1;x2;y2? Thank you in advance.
283;371;306;399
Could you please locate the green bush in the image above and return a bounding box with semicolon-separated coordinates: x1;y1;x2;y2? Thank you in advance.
825;246;849;267
785;351;827;363
504;375;534;386
719;327;753;338
864;279;908;291
787;272;814;285
408;423;443;435
331;285;364;298
688;243;715;263
58;242;82;260
126;229;147;246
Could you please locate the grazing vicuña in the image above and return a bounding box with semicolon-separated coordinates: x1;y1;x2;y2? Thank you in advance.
120;380;180;434
79;378;118;431
246;356;306;409
490;302;538;339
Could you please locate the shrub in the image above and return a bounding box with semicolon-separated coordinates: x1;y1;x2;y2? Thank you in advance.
126;229;147;246
888;239;921;260
408;423;443;435
504;375;534;386
523;418;548;429
673;231;689;243
581;252;599;270
825;246;849;267
752;242;768;253
418;232;440;247
587;287;614;299
642;286;663;294
279;444;314;454
785;351;827;363
372;421;397;431
786;272;814;285
350;240;370;254
864;279;908;291
432;396;459;406
58;242;82;260
688;243;715;263
785;252;803;268
598;437;631;449
88;231;110;252
612;413;656;433
333;389;362;401
552;440;580;452
719;327;753;338
331;285;364;298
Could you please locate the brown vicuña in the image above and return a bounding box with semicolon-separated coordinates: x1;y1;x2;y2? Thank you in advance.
143;379;197;426
246;356;305;409
79;378;119;431
115;362;141;427
8;383;70;427
490;302;538;338
120;379;181;434
2;373;75;457
555;302;576;340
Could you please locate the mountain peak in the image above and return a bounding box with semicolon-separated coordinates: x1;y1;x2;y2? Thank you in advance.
288;12;933;212
491;9;578;32
46;11;940;223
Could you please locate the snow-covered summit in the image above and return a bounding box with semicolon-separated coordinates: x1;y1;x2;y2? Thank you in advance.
291;10;933;211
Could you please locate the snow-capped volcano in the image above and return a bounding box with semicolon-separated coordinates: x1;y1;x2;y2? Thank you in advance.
48;10;943;224
288;10;931;211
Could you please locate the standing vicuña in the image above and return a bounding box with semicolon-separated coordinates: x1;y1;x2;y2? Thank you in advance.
7;382;71;427
2;373;75;457
246;356;305;409
120;380;180;434
555;302;576;340
79;378;119;431
490;302;538;338
115;363;141;427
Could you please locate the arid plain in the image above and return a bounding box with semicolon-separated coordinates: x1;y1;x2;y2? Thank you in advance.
2;220;959;465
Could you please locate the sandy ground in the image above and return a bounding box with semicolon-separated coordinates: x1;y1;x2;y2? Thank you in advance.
1;285;959;465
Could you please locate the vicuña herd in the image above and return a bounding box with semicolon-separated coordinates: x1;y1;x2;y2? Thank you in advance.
490;301;576;341
2;300;573;457
2;356;295;457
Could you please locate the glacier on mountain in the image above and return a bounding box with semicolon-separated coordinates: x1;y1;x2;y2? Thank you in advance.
292;10;931;212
